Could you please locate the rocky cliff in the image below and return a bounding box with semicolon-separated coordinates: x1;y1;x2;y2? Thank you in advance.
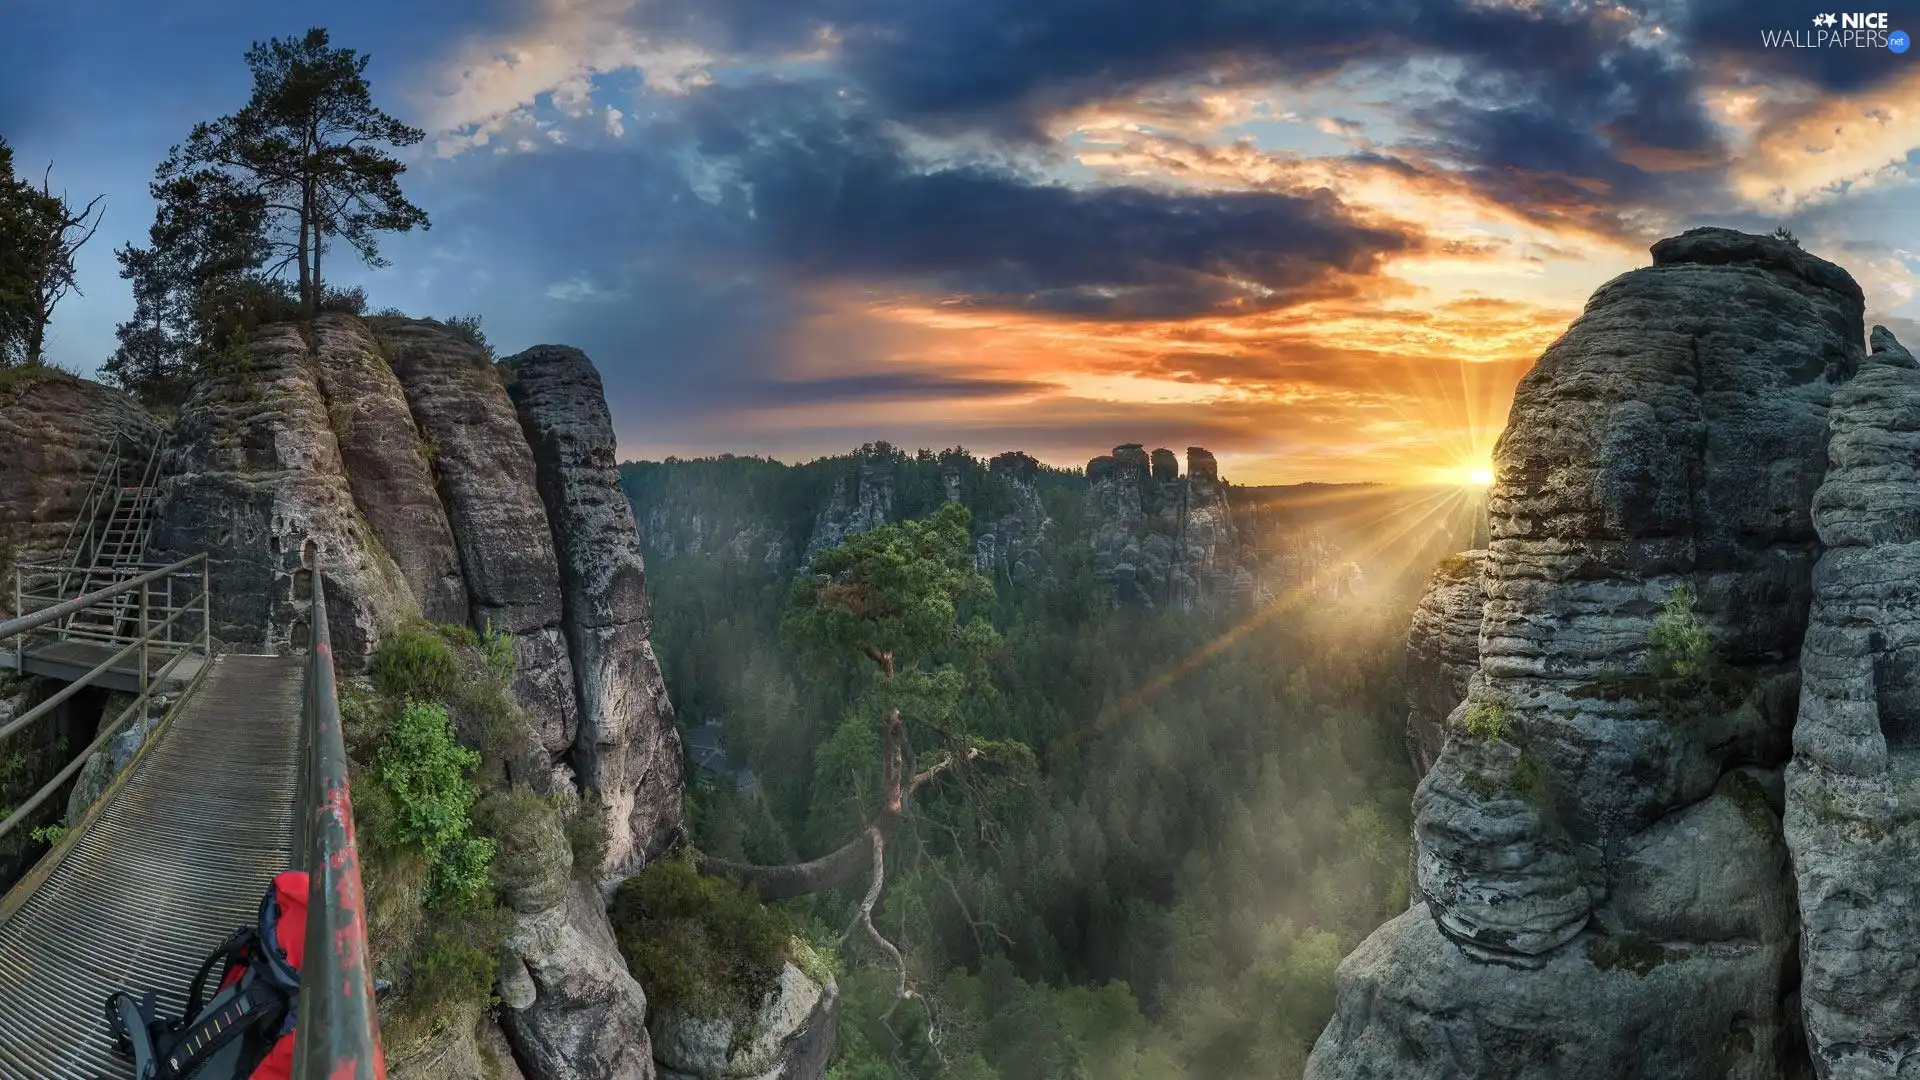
0;368;163;589
1084;443;1253;608
1404;551;1487;777
1309;228;1867;1079
152;320;418;665
1785;325;1920;1077
502;345;685;875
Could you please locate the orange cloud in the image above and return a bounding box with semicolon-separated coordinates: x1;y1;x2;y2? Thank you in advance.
700;278;1568;485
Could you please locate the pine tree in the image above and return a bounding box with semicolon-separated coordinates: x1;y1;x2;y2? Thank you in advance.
161;27;429;313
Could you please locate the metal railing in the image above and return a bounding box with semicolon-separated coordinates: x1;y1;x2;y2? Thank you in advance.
14;559;205;648
293;568;387;1080
50;430;127;592
0;554;210;841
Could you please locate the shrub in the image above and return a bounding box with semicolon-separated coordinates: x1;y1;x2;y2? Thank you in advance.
1649;585;1713;680
610;858;794;1023
370;623;462;701
1771;226;1801;249
481;625;516;681
374;700;495;907
564;799;610;882
1462;701;1508;741
318;284;368;315
441;314;496;362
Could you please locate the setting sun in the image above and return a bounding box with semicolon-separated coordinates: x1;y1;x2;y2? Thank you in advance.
1465;466;1495;488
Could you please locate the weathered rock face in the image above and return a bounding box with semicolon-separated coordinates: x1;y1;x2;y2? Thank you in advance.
1084;442;1245;608
0;369;162;574
803;457;893;564
974;452;1052;582
152;324;417;665
1309;227;1862;1079
1405;552;1487;777
503;345;686;874
496;795;658;1080
379;319;579;761
1785;325;1920;1077
1149;447;1178;483
652;960;839;1080
309;315;469;625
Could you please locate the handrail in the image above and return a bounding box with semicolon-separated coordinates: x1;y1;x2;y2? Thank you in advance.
0;553;210;842
0;555;201;642
293;568;387;1080
52;429;122;585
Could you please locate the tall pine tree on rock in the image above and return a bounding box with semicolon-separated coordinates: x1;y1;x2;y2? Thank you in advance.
110;27;427;401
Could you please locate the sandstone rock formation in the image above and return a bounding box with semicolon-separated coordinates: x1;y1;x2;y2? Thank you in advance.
1084;442;1244;608
1784;324;1920;1077
651;958;839;1080
493;796;658;1080
0;368;163;572
1309;227;1864;1079
803;456;894;564
309;314;469;625
380;318;580;761
503;345;686;874
1405;551;1486;777
973;451;1052;582
152;323;417;665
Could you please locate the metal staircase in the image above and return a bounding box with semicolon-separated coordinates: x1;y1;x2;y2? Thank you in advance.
55;430;165;645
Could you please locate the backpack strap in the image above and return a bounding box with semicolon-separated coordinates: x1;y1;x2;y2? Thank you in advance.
181;927;255;1024
156;978;292;1079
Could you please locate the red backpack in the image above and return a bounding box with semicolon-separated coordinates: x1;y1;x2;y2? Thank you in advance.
106;870;306;1080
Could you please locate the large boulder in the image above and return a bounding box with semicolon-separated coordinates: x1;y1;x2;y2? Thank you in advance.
1405;552;1487;776
0;368;161;577
652;958;838;1080
378;319;579;763
309;314;469;625
1309;227;1861;1079
1785;325;1920;1077
502;345;686;874
150;324;417;665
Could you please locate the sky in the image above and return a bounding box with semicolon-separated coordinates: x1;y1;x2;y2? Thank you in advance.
2;0;1917;485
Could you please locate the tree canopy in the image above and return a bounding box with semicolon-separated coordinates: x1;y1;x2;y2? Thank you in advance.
108;26;426;401
0;138;102;367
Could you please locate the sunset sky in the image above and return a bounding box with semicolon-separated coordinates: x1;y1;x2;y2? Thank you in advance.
3;0;1916;484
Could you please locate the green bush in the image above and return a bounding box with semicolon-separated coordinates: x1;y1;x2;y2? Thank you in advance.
564;800;610;882
319;284;368;315
1462;701;1508;741
482;625;516;681
370;623;462;701
441;314;496;362
374;700;495;907
1649;585;1713;680
610;858;794;1023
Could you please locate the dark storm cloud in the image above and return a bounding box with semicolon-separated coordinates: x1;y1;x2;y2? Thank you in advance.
648;0;1726;160
674;84;1425;319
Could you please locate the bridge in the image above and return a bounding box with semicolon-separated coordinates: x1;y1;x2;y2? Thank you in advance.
0;430;383;1078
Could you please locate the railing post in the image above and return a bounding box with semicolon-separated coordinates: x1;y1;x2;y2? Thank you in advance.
200;555;211;658
139;581;150;694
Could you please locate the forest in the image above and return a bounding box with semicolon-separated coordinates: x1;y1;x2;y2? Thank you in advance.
624;448;1458;1079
